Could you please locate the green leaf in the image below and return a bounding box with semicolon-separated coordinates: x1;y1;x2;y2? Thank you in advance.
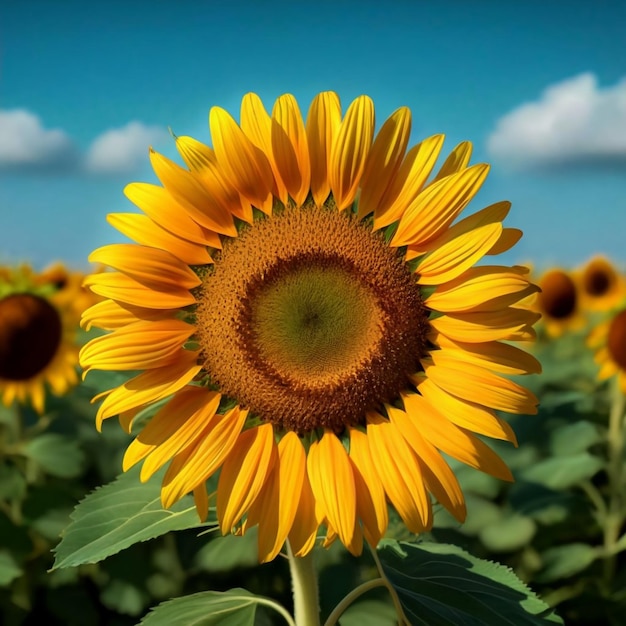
194;528;259;572
52;465;216;569
479;514;536;553
0;549;23;587
139;589;260;626
21;434;85;478
535;543;598;583
100;579;150;616
550;421;602;457
519;453;604;490
0;464;27;501
378;540;562;625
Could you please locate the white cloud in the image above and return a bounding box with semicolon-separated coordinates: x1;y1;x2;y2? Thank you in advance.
487;73;626;170
0;109;77;170
85;121;168;174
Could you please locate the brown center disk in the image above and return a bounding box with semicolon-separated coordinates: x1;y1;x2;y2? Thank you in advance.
584;265;613;297
195;204;428;433
0;293;62;381
608;309;626;371
539;270;577;320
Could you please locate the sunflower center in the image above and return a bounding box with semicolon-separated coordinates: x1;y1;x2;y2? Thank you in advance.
0;294;62;381
539;271;577;319
607;310;626;370
196;203;428;433
584;266;613;297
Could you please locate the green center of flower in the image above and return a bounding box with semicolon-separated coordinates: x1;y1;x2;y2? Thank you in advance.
607;309;626;370
195;202;428;433
0;293;62;381
540;271;577;320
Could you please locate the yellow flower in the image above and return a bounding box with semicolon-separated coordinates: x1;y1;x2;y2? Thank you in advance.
0;267;80;413
576;256;626;313
535;268;586;337
589;305;626;391
80;92;540;562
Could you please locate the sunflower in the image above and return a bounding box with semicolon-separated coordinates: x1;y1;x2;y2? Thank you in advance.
0;266;80;413
80;92;540;562
577;256;626;313
589;303;626;391
535;267;586;338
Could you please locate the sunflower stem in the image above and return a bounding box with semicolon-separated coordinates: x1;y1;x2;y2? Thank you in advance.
602;376;626;589
286;542;321;626
324;578;387;626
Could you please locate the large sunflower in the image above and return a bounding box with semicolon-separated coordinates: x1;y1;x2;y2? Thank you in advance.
0;266;80;413
80;92;540;562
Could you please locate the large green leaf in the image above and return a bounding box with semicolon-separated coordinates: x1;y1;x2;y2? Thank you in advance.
519;453;604;490
378;540;562;625
549;421;602;457
21;433;85;478
139;589;260;626
52;465;216;569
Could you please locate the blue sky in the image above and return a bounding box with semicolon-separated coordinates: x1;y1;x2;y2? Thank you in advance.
2;0;626;272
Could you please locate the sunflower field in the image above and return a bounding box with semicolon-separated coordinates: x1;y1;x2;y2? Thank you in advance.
1;92;626;626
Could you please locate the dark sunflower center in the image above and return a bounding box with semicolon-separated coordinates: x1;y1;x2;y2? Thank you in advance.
607;309;626;370
0;293;63;381
584;266;613;297
539;271;577;320
195;203;428;433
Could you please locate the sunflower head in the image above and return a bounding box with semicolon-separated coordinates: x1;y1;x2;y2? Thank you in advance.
0;266;80;413
80;91;540;562
577;256;626;313
535;267;585;338
589;303;626;392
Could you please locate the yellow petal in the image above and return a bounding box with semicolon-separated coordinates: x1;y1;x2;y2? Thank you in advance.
217;423;277;533
386;405;466;522
161;406;247;508
81;299;176;331
373;135;445;230
307;431;360;555
415;223;502;285
80;319;195;375
426;266;538;313
488;228;523;255
95;350;201;428
107;214;213;266
358;107;411;219
124;182;221;246
306;91;341;206
430;308;540;343
272;94;311;206
422;354;539;415
176;135;255;225
348;427;388;547
246;432;306;563
121;386;218;474
329;95;375;211
89;244;200;291
402;392;513;481
431;335;541;376
209;106;274;210
391;163;490;248
366;412;432;533
149;150;237;236
431;141;473;182
288;469;319;557
414;375;517;443
193;484;209;522
83;272;195;309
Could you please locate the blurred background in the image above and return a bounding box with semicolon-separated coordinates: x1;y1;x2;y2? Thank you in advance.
2;0;625;272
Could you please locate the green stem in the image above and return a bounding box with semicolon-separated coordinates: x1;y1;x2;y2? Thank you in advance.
286;542;321;626
603;376;626;588
324;578;386;626
369;546;409;626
